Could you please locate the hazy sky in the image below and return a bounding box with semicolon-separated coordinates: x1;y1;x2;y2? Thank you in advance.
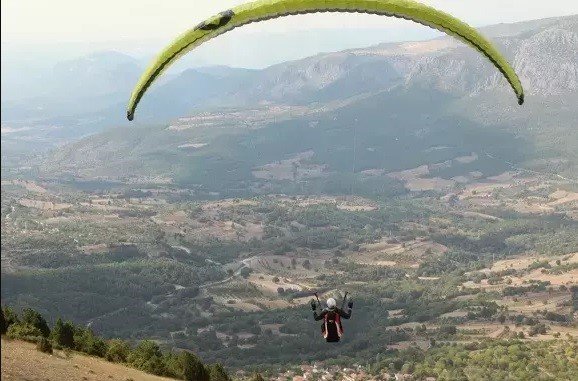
2;1;577;69
3;0;577;44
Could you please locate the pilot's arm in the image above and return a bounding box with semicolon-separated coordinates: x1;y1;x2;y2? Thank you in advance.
338;301;353;319
312;300;327;321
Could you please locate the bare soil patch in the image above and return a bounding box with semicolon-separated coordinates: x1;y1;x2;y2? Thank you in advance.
18;198;71;211
252;151;326;181
549;190;578;206
355;237;447;267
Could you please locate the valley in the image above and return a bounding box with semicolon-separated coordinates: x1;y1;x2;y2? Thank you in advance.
2;163;577;374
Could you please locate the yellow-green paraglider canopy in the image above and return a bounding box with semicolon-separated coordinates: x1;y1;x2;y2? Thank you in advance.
127;0;524;121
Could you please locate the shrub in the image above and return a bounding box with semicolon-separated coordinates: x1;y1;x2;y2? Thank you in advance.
528;260;551;271
544;311;568;323
7;323;43;342
176;287;200;299
250;373;265;381
37;337;53;354
528;323;548;337
240;267;252;279
438;325;457;336
106;339;131;363
279;324;299;335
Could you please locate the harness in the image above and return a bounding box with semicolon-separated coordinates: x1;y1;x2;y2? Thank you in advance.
322;309;343;339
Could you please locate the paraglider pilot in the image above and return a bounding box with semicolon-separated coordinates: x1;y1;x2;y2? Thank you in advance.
311;295;353;342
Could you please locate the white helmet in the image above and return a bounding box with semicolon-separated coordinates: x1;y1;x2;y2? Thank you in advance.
326;298;336;309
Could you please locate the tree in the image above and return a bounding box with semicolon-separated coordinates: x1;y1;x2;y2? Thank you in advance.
439;325;457;336
528;323;548;337
228;335;239;348
128;340;166;376
0;308;6;335
74;328;108;357
250;373;265;381
163;352;184;379
2;307;19;328
51;318;75;348
181;351;209;381
51;318;64;343
240;267;252;279
302;260;311;270
415;324;427;334
209;363;231;381
21;308;50;338
106;339;131;363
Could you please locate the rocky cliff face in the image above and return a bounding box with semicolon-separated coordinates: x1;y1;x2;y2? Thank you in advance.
225;15;577;104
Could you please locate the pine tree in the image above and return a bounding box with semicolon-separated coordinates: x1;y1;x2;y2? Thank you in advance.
62;321;75;348
21;308;50;338
208;363;231;381
181;351;209;381
51;318;64;345
3;306;20;328
51;318;75;348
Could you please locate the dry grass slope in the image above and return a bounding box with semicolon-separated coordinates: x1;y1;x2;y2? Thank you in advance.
1;339;176;381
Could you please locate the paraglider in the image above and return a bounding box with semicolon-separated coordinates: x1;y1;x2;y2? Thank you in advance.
311;292;353;343
126;0;524;121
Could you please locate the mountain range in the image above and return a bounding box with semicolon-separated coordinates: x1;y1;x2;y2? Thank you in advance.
2;15;577;190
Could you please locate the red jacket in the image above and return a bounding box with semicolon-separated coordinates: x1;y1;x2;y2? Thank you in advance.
313;307;352;342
